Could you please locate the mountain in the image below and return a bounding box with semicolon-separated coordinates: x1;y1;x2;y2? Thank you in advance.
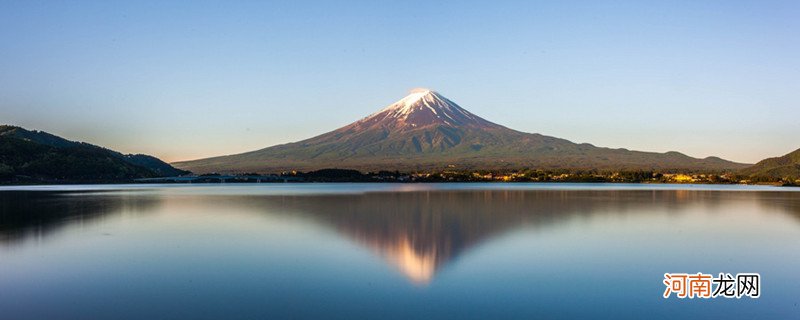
740;148;800;180
0;125;188;182
173;89;748;173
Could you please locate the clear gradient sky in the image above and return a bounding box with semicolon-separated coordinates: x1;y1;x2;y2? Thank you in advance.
1;1;797;163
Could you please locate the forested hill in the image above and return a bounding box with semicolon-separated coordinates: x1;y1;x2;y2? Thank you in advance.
0;125;188;183
740;148;800;182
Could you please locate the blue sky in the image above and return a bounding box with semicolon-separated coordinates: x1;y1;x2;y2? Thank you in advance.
1;1;797;163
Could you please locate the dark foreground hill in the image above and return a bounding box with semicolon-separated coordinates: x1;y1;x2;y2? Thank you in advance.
0;125;188;183
174;89;748;174
740;148;800;181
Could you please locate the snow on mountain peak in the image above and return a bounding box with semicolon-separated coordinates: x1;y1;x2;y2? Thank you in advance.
354;88;496;130
398;90;431;108
379;89;446;116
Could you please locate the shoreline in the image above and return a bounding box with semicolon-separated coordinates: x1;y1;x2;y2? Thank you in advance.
1;180;796;188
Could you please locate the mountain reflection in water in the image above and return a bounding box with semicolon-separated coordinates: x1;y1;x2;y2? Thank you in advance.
3;187;799;285
0;191;160;244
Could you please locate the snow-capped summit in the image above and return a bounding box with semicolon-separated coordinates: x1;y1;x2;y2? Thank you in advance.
360;89;499;130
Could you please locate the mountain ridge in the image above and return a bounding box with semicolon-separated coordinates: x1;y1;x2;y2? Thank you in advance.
173;89;749;174
0;125;188;181
740;148;800;180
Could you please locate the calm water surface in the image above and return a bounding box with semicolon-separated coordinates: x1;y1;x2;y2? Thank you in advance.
1;183;799;319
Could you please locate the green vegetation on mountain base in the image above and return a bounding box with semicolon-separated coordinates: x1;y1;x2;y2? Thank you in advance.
738;148;800;185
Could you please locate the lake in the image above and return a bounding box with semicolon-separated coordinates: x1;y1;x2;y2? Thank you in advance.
1;183;799;319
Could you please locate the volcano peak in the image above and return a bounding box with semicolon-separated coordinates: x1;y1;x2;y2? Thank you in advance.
395;89;434;108
173;89;748;174
364;89;496;130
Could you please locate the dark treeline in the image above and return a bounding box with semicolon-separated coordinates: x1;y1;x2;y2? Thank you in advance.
3;164;797;186
250;168;798;186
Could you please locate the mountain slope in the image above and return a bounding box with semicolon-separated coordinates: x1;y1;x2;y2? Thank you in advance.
173;89;748;173
740;148;800;179
0;125;188;181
